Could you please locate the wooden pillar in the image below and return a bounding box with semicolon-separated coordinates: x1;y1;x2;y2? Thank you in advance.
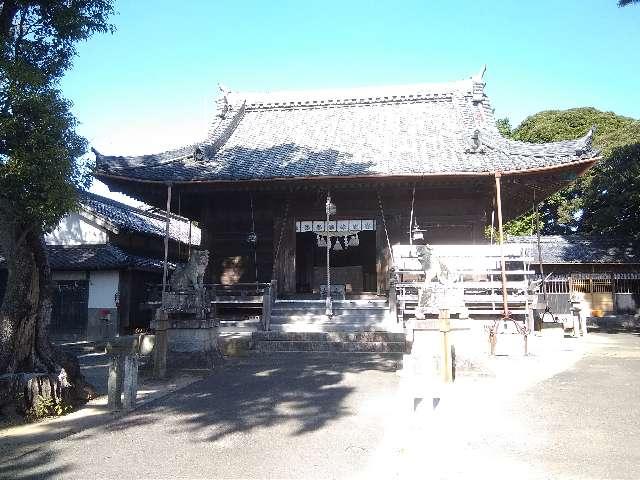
155;183;171;379
495;173;509;318
376;222;388;294
273;208;295;294
161;183;172;307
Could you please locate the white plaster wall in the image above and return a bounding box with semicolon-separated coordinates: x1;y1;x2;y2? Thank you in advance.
88;271;120;309
46;212;109;245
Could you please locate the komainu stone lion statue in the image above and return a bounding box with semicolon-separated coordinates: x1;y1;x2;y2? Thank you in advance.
169;250;209;291
414;245;466;318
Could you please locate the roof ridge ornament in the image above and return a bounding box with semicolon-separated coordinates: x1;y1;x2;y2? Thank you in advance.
575;125;596;156
193;145;205;162
471;64;487;83
465;129;485;153
216;83;232;119
471;65;487;103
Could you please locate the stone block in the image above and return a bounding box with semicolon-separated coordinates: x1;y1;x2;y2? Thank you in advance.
218;335;252;357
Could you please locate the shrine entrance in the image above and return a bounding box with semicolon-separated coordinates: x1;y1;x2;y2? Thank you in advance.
294;219;377;295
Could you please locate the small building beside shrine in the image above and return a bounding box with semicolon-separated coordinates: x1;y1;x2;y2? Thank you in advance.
93;70;600;312
507;235;640;317
0;192;200;341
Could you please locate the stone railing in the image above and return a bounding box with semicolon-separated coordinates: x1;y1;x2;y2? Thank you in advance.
146;282;275;330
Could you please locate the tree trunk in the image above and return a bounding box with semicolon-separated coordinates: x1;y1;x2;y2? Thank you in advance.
0;216;95;417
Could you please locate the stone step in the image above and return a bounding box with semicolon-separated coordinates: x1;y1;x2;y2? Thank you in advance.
236;352;404;371
270;314;388;323
269;322;398;333
253;331;406;343
271;307;388;318
254;340;406;353
274;299;388;308
218;319;261;328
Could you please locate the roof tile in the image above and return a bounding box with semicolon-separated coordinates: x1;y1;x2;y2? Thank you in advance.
94;77;599;183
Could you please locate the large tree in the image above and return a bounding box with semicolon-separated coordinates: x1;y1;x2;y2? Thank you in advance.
499;108;640;240
0;1;114;415
618;0;639;6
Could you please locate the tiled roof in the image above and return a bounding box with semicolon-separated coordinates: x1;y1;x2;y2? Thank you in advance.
0;244;174;272
80;191;201;246
507;235;639;264
94;74;599;183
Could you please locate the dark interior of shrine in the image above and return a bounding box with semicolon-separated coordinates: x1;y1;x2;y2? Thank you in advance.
295;230;377;294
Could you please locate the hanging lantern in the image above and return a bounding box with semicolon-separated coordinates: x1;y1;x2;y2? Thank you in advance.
333;238;343;251
317;234;327;248
412;221;425;242
348;233;360;247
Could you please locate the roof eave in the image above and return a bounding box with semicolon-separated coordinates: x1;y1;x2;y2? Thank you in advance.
94;157;600;186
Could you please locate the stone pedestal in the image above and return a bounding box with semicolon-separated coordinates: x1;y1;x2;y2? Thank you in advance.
166;323;221;369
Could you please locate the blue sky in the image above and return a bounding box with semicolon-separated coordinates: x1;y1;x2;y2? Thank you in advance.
60;0;640;199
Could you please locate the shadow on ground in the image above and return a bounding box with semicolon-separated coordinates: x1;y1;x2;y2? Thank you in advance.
0;353;400;479
146;353;399;441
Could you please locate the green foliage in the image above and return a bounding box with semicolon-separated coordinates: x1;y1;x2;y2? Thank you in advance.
485;211;542;239
0;1;115;88
508;108;640;240
26;394;73;421
618;0;639;6
1;88;89;231
0;1;115;234
496;117;513;138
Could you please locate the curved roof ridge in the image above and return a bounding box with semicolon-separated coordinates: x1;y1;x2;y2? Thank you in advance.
481;127;599;160
229;78;476;110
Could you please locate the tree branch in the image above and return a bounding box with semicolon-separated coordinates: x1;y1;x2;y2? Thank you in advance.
0;0;18;40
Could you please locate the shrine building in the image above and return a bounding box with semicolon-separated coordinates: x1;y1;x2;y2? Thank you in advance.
93;70;599;301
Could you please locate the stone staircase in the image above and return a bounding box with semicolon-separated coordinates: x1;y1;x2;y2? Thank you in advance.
252;331;406;353
269;299;394;332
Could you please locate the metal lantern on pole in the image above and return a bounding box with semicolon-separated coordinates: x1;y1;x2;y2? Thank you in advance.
411;220;425;243
325;193;336;317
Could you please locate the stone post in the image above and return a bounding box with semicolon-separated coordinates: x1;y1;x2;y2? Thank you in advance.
106;334;155;412
439;309;453;383
107;354;124;410
262;284;272;331
122;354;139;410
570;300;585;337
153;309;169;378
388;273;398;324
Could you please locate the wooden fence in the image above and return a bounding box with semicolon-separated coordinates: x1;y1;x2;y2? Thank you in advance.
539;273;640;316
